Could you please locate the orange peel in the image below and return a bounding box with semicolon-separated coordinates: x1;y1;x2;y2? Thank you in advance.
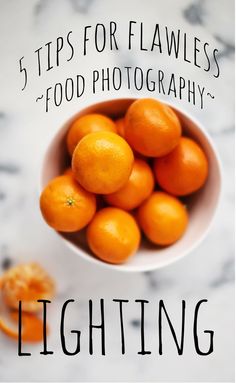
0;311;45;342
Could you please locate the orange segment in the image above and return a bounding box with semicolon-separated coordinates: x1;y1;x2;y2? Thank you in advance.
0;263;55;312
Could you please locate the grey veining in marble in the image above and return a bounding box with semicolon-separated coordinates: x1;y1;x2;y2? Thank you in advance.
0;0;234;382
183;0;206;25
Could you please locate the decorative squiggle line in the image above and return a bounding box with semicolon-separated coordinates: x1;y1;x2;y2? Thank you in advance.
36;95;43;102
207;93;215;99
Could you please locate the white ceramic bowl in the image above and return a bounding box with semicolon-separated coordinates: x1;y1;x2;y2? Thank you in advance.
40;98;221;272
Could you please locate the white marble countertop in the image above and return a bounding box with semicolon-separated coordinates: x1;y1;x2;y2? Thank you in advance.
0;0;234;381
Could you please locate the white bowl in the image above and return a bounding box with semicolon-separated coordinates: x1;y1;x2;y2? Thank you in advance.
40;98;222;272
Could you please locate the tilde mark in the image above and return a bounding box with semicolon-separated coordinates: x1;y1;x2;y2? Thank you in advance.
36;95;44;102
206;93;215;99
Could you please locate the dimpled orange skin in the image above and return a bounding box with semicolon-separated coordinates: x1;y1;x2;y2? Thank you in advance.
87;207;141;264
104;158;154;211
66;113;117;156
124;98;181;157
72;131;134;195
40;174;96;232
154;137;208;196
137;192;188;245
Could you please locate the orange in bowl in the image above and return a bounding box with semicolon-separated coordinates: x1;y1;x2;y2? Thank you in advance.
66;113;116;156
40;174;96;232
115;118;126;137
104;158;154;210
125;98;181;157
63;167;73;176
72;131;134;194
137;191;188;245
87;207;141;264
154;137;208;196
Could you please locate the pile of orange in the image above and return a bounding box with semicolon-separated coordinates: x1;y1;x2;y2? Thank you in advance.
40;98;208;264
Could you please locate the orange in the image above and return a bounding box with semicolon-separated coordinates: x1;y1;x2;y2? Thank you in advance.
154;137;208;196
0;263;55;312
87;207;140;264
116;117;144;160
104;158;154;211
115;118;145;159
115;118;126;137
0;311;45;342
63;167;73;176
67;113;116;155
124;98;181;157
72;131;134;194
137;191;188;245
40;174;96;232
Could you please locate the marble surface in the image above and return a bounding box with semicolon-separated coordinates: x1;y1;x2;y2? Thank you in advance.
0;0;234;381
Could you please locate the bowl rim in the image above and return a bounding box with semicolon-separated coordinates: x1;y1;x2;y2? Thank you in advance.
39;97;223;273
